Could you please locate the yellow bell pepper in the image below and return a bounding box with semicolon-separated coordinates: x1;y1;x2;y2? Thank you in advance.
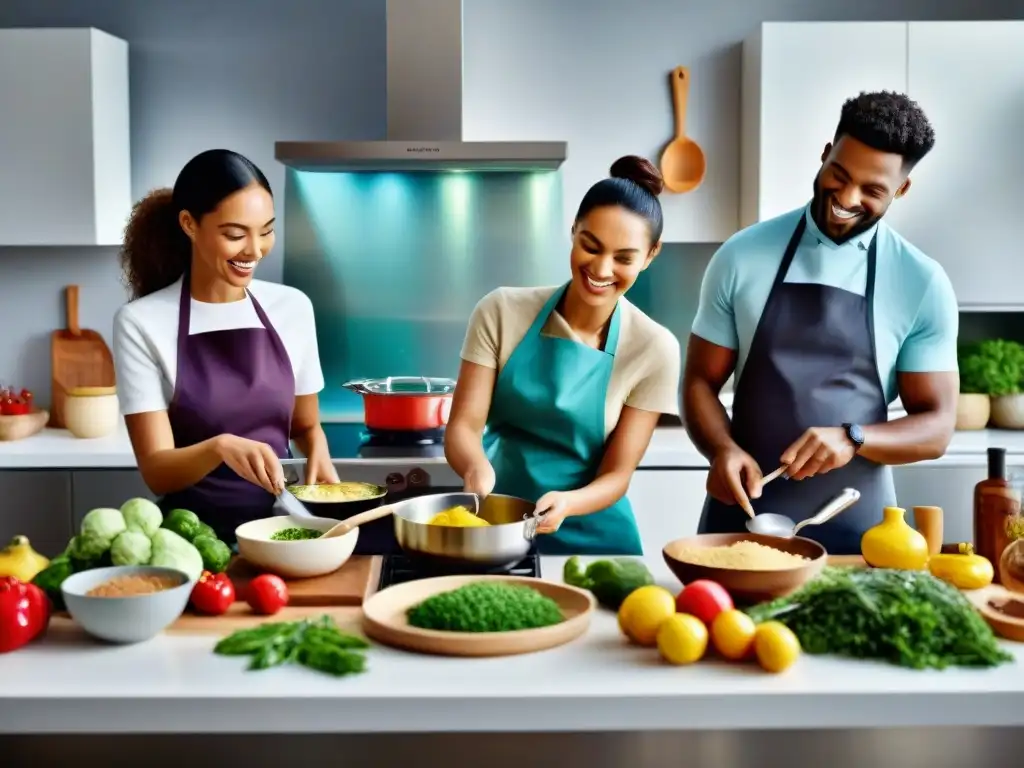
927;552;994;591
0;535;50;583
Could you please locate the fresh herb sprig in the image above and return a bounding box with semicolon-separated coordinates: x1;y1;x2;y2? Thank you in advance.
214;615;370;677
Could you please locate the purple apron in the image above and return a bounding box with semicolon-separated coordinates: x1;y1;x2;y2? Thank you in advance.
159;277;296;544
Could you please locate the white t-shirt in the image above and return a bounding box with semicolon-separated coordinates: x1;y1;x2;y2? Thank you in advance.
113;277;325;416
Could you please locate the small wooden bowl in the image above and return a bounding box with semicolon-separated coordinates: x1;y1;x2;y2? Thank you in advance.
0;409;49;441
361;575;595;657
966;584;1024;642
662;532;827;604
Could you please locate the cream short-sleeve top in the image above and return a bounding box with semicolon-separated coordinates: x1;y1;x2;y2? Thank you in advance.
460;286;681;438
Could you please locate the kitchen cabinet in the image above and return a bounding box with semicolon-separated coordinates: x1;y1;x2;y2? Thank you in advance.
628;469;707;556
740;22;909;227
0;470;74;558
0;28;132;246
741;21;1024;309
882;22;1024;310
71;470;155;530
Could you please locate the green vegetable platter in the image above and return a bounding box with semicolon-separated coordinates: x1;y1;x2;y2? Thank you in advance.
360;574;596;657
33;498;232;609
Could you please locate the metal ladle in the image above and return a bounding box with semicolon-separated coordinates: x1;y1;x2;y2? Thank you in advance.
745;487;861;539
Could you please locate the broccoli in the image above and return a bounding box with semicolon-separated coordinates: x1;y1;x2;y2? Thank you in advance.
406;582;564;632
563;556;654;610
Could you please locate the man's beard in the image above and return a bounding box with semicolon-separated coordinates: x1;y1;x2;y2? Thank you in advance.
811;179;882;245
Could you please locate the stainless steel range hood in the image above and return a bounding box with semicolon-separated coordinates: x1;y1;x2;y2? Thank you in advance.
275;0;567;173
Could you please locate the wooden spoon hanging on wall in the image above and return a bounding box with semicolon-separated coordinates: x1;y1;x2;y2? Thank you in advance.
49;285;116;429
660;66;707;194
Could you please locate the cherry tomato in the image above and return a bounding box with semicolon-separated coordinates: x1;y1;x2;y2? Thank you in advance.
190;571;236;616
675;580;734;626
247;574;289;615
18;389;32;402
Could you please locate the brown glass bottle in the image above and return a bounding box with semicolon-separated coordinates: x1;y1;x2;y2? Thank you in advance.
973;447;1022;584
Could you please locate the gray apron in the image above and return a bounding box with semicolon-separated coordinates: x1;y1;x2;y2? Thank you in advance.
696;214;894;554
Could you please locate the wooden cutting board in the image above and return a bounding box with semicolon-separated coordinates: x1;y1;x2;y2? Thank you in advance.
49;284;116;428
827;555;866;567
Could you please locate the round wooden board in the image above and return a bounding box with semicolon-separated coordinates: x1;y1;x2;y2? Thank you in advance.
361;575;596;657
965;584;1024;642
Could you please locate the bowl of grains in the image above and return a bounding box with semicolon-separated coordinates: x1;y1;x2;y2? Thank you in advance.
61;565;195;643
662;533;827;604
235;515;357;579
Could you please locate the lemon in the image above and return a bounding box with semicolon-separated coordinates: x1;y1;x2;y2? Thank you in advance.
753;621;801;673
657;613;708;665
711;609;757;661
617;585;676;646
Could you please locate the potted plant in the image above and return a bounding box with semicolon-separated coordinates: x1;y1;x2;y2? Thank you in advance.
960;340;1024;430
957;344;992;430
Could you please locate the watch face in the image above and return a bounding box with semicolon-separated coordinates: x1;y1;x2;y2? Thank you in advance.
848;424;864;444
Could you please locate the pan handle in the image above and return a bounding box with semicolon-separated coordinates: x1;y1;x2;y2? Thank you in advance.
342;379;370;394
523;511;547;541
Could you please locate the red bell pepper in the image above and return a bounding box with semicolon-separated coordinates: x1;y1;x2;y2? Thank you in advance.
190;570;236;616
0;576;51;653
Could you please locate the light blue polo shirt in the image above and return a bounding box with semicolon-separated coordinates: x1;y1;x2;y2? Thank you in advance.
692;204;959;404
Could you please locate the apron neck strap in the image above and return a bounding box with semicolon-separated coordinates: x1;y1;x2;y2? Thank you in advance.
530;282;622;356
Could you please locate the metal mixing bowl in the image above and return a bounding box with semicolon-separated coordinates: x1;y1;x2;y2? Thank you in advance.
392;492;538;572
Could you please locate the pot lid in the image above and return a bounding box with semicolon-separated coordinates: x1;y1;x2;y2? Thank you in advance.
344;377;456;396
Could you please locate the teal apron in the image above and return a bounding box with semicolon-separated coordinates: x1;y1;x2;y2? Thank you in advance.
482;283;643;555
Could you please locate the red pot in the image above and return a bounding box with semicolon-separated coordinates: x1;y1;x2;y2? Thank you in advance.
343;377;456;432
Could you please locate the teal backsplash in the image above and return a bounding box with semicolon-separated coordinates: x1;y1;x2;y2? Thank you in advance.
283;168;717;418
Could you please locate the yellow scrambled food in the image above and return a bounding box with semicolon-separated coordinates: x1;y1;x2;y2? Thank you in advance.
667;540;810;571
427;505;490;527
287;482;383;502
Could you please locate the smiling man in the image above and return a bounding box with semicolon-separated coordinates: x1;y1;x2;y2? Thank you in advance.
683;91;960;554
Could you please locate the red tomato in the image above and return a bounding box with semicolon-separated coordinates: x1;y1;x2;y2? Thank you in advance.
247;574;289;615
675;580;734;626
190;571;236;616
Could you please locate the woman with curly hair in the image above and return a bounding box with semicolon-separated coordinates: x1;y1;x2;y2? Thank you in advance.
113;149;337;542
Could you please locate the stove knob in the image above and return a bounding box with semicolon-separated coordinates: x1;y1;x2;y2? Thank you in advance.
385;472;406;491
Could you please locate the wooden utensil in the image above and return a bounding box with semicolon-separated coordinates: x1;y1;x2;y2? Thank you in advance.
361;575;595;657
49;285;116;428
322;504;399;538
660;66;707;194
0;409;49;441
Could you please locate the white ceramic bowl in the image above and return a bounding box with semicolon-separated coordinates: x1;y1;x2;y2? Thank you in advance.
235;515;359;578
61;565;194;644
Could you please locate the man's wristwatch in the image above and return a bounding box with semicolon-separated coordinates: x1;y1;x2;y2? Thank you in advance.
842;423;865;453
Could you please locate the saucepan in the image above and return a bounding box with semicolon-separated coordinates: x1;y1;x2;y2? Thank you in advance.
330;492;542;572
342;377;456;432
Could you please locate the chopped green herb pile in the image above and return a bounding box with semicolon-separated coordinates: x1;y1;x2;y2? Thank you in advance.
407;582;565;633
270;527;323;541
745;566;1013;670
214;615;370;676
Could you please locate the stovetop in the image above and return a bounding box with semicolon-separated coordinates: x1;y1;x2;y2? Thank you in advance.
377;553;542;590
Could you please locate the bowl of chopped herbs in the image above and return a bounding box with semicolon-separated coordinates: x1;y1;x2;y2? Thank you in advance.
235;515;357;579
361;575;596;656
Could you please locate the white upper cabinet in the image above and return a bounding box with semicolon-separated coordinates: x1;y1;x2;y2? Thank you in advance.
741;20;1024;310
883;22;1024;310
740;22;909;228
0;28;132;246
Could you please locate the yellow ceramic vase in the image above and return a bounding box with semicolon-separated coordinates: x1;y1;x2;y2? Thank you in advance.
860;506;930;570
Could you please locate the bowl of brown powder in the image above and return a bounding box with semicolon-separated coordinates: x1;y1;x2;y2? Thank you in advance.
61;565;194;644
662;533;827;604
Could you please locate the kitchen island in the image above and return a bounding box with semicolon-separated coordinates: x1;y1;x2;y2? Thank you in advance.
2;555;1024;766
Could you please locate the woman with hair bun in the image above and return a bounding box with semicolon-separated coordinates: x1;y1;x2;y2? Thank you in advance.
445;155;681;555
113;149;338;543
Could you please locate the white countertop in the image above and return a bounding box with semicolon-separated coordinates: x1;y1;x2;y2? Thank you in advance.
5;421;1024;471
1;554;1023;734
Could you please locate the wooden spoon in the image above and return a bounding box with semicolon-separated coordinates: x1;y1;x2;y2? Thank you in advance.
660;66;707;194
321;505;398;539
737;465;788;520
